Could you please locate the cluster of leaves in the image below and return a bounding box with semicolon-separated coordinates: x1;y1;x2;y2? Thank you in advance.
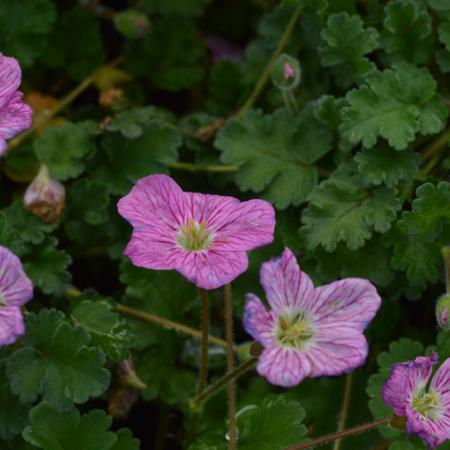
0;0;449;448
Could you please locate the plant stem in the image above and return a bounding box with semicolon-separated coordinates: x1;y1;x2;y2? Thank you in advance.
193;358;258;406
442;246;450;294
333;373;353;450
285;417;392;450
282;90;300;115
170;162;239;173
421;128;450;162
198;288;209;395
224;283;237;450
116;303;227;348
237;6;301;117
8;56;123;151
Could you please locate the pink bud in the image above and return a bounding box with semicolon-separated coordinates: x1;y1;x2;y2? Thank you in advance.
284;62;295;80
440;308;448;327
23;165;65;223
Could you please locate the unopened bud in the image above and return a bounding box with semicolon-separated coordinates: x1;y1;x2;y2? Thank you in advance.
117;357;146;390
436;294;450;331
23;165;65;223
114;10;150;39
271;53;301;91
99;87;125;109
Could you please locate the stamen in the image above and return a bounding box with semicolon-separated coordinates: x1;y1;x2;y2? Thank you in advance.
177;219;214;252
277;311;314;350
412;390;442;421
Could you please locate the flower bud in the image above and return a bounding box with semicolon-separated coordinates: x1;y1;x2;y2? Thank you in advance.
114;10;150;39
117;357;146;390
23;165;65;223
436;294;450;331
271;53;301;91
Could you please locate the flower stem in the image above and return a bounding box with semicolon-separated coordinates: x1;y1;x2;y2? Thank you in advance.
116;303;227;348
170;162;239;173
420;128;450;162
442;246;450;294
333;373;353;450
193;357;258;406
237;6;301;118
8;56;123;151
224;283;237;450
282;90;300;115
198;288;209;395
285;417;392;450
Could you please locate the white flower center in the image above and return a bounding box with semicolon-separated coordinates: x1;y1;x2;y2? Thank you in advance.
176;219;214;252
277;311;314;350
412;389;442;421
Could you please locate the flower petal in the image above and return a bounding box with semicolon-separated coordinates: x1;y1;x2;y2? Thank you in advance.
0;92;32;153
311;278;381;331
305;332;369;377
243;294;276;347
189;194;275;252
0;246;33;306
382;354;438;417
117;174;188;230
256;346;311;387
431;357;450;396
0;54;21;108
0;306;25;346
175;249;248;290
259;248;314;313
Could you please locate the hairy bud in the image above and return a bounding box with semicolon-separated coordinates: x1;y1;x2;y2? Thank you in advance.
271;53;301;91
23;165;65;223
436;294;450;331
114;10;150;39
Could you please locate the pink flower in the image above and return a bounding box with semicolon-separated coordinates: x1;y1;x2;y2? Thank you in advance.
0;53;33;155
243;248;381;387
0;246;33;346
117;174;275;290
382;353;450;449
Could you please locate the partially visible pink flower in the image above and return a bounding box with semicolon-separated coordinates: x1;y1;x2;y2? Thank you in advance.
243;248;381;387
0;246;33;346
284;62;295;80
206;35;244;64
117;174;275;290
0;53;33;155
382;353;450;449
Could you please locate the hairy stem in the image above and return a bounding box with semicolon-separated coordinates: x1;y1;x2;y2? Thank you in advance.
285;417;392;450
116;303;227;348
443;246;450;294
333;373;353;450
224;284;237;450
8;56;123;151
170;162;239;173
237;6;301;117
198;288;209;395
193;358;258;406
421;128;450;162
282;90;300;115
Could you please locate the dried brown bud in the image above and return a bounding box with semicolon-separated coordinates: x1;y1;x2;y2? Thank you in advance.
108;386;139;419
23;165;65;223
99;87;125;108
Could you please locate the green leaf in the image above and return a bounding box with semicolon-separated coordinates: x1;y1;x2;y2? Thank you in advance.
24;236;72;295
367;339;424;441
71;298;133;362
381;0;433;64
428;0;450;11
68;180;110;225
320;12;379;82
110;429;140;450
0;201;57;257
0;0;56;66
340;63;448;150
7;309;110;411
0;362;30;440
125;18;205;91
300;167;401;251
439;21;450;50
191;395;308;450
354;147;420;187
215;108;332;209
34;122;96;181
315;239;395;287
98;123;181;195
41;7;105;80
22;402;125;450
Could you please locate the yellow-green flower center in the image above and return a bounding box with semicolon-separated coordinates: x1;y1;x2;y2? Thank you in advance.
412;389;442;420
177;219;214;252
277;312;314;350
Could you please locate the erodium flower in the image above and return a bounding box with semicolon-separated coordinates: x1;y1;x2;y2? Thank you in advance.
243;248;381;387
382;353;450;449
117;174;275;290
0;246;33;346
0;53;33;155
